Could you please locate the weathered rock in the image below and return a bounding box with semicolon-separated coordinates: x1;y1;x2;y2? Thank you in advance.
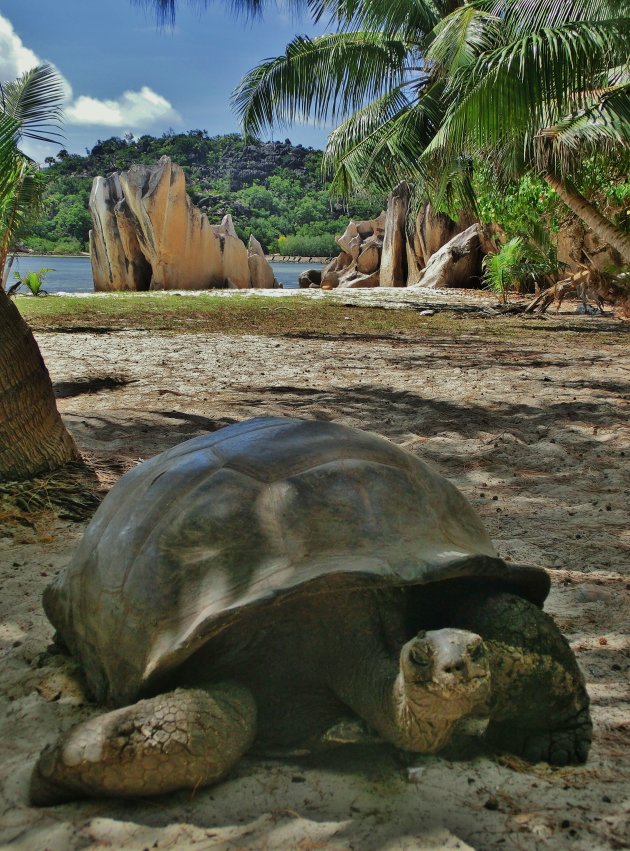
380;183;409;287
248;235;278;289
323;215;386;289
89;174;151;291
299;268;322;289
405;235;424;286
357;242;380;274
337;221;361;257
410;224;483;289
338;269;380;288
419;203;470;265
89;156;278;291
321;269;340;289
357;214;386;240
117;157;225;290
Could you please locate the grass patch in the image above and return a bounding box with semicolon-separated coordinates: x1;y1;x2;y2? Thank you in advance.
15;293;629;345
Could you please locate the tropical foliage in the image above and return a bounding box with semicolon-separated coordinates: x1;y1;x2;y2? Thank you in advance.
482;237;524;302
0;63;78;479
26;131;383;255
11;266;54;296
0;64;65;286
233;0;630;262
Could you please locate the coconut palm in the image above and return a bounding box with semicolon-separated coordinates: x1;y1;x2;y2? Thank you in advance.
422;0;630;262
0;64;79;480
233;0;630;262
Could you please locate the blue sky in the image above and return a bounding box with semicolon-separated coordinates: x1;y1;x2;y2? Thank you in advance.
0;0;331;161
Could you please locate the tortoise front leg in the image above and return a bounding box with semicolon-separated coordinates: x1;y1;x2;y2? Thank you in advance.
30;682;256;805
449;592;591;765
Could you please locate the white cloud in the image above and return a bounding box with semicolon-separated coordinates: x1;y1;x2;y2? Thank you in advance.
65;86;180;127
0;13;72;99
0;13;179;132
0;15;41;79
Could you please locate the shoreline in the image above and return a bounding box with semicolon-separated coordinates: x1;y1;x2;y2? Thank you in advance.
14;252;89;259
16;252;332;264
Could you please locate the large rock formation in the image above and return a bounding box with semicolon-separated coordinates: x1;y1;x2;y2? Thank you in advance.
248;235;277;289
89;156;278;291
380;183;409;287
318;213;386;288
315;187;483;291
409;224;483;290
89;173;151;291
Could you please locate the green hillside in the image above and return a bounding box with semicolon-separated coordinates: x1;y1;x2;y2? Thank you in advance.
25;131;384;256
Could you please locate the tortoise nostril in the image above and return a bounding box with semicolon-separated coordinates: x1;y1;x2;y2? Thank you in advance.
443;661;465;675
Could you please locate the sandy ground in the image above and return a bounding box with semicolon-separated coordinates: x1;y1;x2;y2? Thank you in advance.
1;297;629;850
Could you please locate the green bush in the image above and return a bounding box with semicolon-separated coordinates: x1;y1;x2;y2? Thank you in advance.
275;233;339;257
24;235;85;254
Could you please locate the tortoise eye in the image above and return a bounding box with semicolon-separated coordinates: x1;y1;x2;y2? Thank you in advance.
470;644;485;662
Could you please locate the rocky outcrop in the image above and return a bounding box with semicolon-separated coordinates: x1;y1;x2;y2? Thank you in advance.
409;224;483;289
89;157;278;291
89;174;151;291
317;213;386;288
248;235;278;289
298;268;322;288
380;183;409;287
313;187;483;291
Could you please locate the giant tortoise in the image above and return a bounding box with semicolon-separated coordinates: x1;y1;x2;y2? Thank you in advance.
30;417;591;804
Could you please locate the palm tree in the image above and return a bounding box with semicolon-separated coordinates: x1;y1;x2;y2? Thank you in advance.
0;65;79;480
422;0;630;262
233;0;630;263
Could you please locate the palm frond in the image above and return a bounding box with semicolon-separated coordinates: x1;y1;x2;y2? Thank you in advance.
325;81;446;195
312;0;443;41
427;19;629;167
482;235;524;300
535;82;630;171
0;158;46;273
485;0;627;32
0;114;22;198
132;0;285;25
323;85;413;169
232;31;409;137
1;63;65;144
427;5;501;73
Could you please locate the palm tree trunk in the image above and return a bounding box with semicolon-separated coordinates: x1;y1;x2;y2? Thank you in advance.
0;288;79;480
544;172;630;265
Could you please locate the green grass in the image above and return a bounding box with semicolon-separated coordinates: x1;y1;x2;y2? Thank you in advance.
15;293;628;345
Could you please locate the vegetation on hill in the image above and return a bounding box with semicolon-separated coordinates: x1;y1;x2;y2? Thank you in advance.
25;131;384;256
235;0;630;270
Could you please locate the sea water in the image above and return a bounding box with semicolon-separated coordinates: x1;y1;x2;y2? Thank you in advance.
9;256;322;294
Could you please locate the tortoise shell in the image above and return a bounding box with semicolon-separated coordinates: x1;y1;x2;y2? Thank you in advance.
44;417;549;705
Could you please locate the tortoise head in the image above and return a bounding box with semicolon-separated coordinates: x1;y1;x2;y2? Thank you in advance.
401;628;491;717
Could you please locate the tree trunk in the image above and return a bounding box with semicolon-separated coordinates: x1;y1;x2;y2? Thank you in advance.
0;288;79;480
544;172;630;265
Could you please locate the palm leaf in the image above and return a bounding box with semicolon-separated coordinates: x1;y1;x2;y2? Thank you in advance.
426;5;501;73
426;18;629;170
232;31;410;137
0;114;21;197
485;0;627;31
325;81;446;194
535;83;630;172
0;158;46;274
313;0;443;41
0;64;65;143
133;0;284;25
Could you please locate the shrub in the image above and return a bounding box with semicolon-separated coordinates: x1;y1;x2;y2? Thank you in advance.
275;233;338;257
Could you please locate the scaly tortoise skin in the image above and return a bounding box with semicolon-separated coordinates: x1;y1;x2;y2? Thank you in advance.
31;417;591;804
